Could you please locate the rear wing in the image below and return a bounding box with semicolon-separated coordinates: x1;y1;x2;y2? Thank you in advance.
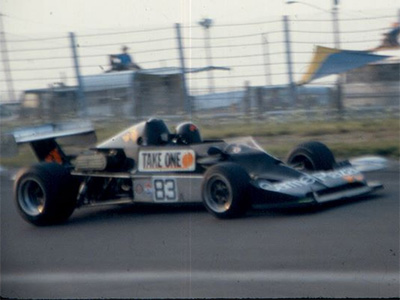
1;121;96;164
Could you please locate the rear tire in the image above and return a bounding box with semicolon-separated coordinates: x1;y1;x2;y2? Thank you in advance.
14;163;78;226
287;141;335;171
202;163;250;219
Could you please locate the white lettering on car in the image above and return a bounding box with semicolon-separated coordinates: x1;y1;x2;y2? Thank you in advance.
259;167;362;192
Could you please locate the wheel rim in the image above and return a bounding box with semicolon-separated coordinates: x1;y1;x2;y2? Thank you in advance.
18;179;46;217
291;155;315;171
204;175;232;213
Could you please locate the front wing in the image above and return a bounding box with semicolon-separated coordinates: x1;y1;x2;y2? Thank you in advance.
251;166;383;208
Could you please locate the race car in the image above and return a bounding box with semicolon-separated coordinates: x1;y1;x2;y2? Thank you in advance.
7;118;383;226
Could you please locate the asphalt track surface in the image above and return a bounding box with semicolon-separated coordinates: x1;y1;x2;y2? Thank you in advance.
1;162;399;299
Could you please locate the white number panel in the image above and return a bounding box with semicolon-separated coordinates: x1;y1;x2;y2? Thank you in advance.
139;149;196;172
152;177;178;202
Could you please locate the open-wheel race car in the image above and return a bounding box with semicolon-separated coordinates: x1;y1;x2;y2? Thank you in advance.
5;118;384;226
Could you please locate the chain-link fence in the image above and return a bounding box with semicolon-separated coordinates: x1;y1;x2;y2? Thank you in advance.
1;9;399;122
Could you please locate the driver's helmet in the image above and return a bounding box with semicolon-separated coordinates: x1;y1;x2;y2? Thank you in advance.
175;122;202;144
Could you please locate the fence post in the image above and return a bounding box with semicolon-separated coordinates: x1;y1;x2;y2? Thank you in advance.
0;13;16;103
283;15;297;107
69;32;88;117
262;33;272;86
332;3;344;116
175;23;191;115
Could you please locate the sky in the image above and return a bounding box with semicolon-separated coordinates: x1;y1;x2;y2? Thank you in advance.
2;0;399;35
1;0;399;101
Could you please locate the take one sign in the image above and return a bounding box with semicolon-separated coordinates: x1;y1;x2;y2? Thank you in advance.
138;149;196;172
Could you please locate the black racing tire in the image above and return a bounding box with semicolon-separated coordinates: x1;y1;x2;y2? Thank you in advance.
287;141;336;171
201;162;251;219
14;163;78;226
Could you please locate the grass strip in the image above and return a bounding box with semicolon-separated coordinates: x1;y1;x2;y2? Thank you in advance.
1;118;398;168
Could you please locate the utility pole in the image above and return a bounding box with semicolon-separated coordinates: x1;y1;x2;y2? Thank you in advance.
332;1;341;49
262;33;272;86
175;23;191;115
283;15;297;106
69;32;87;117
199;18;215;94
0;13;16;102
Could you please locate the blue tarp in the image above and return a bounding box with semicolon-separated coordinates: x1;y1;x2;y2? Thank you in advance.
299;46;391;84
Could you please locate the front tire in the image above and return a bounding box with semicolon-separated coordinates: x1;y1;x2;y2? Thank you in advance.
14;163;78;226
202;163;250;219
287;141;336;171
